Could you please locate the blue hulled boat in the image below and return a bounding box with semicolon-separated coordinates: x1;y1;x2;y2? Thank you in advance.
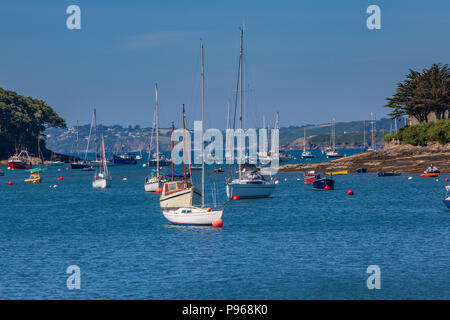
377;172;401;177
443;197;450;209
313;177;335;190
113;153;137;165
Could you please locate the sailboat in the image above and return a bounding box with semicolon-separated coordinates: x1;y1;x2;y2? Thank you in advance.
92;125;111;188
326;119;342;158
367;113;376;152
162;42;223;226
147;101;171;168
301;127;314;159
160;104;202;209
225;28;275;200
71;119;92;169
145;84;167;192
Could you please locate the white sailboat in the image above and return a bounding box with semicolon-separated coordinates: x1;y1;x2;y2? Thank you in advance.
226;28;275;199
367;112;376;151
326;118;342;158
92;125;111;188
301;127;314;159
162;42;223;225
145;84;167;192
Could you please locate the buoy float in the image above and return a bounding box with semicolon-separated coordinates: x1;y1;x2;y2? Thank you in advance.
274;177;278;181
347;189;354;196
275;180;279;184
232;195;240;200
284;178;287;181
408;176;413;180
297;178;301;181
66;167;69;170
57;168;61;172
143;164;147;167
324;185;331;191
155;187;162;194
8;181;13;185
445;178;449;182
122;178;128;181
59;176;64;180
212;219;223;228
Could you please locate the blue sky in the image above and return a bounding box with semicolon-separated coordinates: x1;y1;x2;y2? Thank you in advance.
1;0;449;129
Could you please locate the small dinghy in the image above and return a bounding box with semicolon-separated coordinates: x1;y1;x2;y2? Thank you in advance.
313;176;335;190
25;173;42;184
420;164;440;177
304;171;318;184
377;172;401;177
356;168;367;173
443;196;450;209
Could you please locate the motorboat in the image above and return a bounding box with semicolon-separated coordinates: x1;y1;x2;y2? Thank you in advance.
8;150;32;170
313;176;335;190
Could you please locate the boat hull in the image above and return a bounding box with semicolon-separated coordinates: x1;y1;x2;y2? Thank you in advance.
92;179;111;189
304;174;317;184
113;155;137;165
160;187;202;210
377;172;401;177
313;178;335;190
8;161;32;170
356;168;367;173
226;182;274;199
443;198;450;209
144;177;165;192
420;173;439;178
163;208;223;226
325;170;348;175
71;162;90;169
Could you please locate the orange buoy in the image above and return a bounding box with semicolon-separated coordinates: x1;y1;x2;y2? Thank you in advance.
212;219;223;228
324;185;331;191
59;176;64;180
155;187;162;194
347;189;354;196
232;195;240;200
8;181;13;185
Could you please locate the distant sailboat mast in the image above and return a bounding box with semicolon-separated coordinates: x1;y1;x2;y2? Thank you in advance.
238;27;244;180
155;83;160;177
201;42;205;208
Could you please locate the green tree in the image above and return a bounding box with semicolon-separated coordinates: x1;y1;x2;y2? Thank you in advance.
0;88;66;158
385;64;450;122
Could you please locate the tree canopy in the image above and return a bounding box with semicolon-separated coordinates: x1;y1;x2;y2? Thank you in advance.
385;63;450;122
0;88;66;158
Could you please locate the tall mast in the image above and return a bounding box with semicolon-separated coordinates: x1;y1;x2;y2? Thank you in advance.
303;127;306;152
363;120;366;149
182;104;187;183
371;112;375;151
200;42;205;208
155;83;159;176
171;121;174;182
94;109;98;160
76;120;79;158
238;27;243;180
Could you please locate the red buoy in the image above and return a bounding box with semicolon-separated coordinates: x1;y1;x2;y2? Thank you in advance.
232;195;240;200
66;167;69;170
57;168;61;172
59;176;64;180
446;178;449;182
8;181;13;185
212;219;223;228
347;189;354;196
324;185;331;191
155;187;162;194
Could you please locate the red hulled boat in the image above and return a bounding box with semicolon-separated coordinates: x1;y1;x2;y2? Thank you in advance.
304;171;318;184
8;150;32;170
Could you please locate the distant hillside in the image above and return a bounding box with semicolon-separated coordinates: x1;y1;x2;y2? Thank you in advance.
45;117;406;153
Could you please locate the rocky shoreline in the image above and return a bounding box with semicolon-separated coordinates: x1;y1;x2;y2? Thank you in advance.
279;143;450;173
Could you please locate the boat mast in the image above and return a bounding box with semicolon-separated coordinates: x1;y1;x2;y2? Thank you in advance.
363;120;366;149
171;121;174;182
155;83;159;176
303;127;306;152
94;109;98;160
76;120;80;158
182;104;187;184
201;42;205;208
332;118;336;151
238;27;243;180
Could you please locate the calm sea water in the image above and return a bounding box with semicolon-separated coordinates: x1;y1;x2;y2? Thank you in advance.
0;149;449;299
